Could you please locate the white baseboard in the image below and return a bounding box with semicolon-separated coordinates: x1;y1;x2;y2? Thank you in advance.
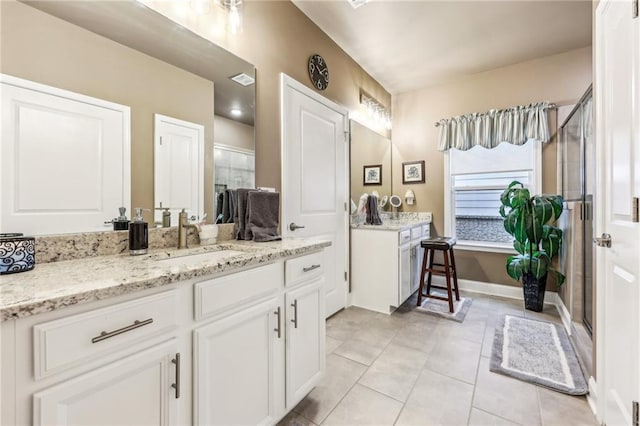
553;293;573;335
431;276;557;305
587;376;598;420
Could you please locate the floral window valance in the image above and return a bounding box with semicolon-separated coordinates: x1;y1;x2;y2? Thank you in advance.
436;102;554;152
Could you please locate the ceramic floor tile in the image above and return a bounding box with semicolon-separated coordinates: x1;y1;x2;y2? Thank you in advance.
391;315;439;354
277;411;318;426
481;324;496;358
424;334;482;384
294;354;366;424
325;336;342;355
332;326;397;366
395;369;474;426
468;408;520;425
538;388;597;426
434;317;487;344
321;384;403;426
358;342;429;402
523;303;563;325
473;357;542;425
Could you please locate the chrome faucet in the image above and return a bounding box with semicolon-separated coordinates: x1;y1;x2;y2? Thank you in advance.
178;209;200;249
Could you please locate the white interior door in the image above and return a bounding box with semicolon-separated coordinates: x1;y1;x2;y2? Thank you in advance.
0;74;130;235
281;74;348;318
595;2;639;424
154;114;204;225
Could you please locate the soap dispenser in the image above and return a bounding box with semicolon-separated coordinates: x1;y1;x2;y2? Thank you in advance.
113;207;129;231
129;208;149;255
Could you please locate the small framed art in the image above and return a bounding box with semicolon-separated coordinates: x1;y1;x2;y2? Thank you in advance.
402;160;425;184
363;164;382;185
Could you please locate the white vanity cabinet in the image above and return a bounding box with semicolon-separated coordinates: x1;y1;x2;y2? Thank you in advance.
351;223;430;314
1;250;327;426
33;339;180;426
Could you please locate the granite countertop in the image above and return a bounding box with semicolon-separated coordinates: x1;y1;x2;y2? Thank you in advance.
0;238;331;321
350;220;431;232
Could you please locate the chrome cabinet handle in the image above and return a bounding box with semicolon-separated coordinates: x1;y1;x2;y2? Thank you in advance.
91;318;153;343
274;307;282;338
303;264;321;273
291;300;298;328
171;353;181;399
289;223;306;231
593;233;612;248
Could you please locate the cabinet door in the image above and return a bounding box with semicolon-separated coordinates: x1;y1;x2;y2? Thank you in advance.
194;297;285;426
398;244;412;305
33;340;178;426
285;278;325;409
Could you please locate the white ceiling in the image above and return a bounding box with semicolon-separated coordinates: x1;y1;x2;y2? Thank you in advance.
292;0;592;94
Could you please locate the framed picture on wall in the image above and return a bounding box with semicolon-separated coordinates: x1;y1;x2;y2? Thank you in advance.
402;160;425;184
363;164;382;185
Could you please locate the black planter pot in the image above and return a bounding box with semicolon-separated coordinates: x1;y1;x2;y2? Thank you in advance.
522;272;547;312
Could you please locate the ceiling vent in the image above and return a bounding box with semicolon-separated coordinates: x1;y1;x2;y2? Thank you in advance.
348;0;370;9
230;73;255;86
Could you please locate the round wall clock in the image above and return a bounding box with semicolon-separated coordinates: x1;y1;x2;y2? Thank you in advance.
308;54;329;91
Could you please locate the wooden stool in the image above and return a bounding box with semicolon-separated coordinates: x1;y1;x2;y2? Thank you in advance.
417;237;459;313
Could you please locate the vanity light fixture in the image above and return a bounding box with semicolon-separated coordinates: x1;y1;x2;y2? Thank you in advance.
360;93;392;130
348;0;370;9
219;0;243;34
230;72;254;86
230;108;242;117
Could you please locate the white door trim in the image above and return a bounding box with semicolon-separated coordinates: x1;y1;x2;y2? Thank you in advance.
153;113;205;220
280;74;350;313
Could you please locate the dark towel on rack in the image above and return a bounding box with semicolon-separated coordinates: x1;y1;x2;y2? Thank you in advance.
234;188;257;240
220;190;231;223
366;194;383;225
225;189;237;224
215;192;224;224
246;191;281;242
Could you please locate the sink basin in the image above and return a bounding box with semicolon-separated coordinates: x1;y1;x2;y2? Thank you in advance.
154;250;245;267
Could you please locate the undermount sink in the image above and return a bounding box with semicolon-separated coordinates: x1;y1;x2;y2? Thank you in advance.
154;250;245;267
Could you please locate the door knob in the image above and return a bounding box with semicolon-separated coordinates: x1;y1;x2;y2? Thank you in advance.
289;223;306;231
593;233;612;248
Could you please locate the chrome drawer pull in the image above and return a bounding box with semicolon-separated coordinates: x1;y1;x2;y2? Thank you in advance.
91;318;154;343
303;264;321;273
291;300;298;328
172;353;181;399
274;306;282;338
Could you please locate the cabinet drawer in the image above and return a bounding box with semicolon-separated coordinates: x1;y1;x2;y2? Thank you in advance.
399;230;411;245
422;224;431;239
34;290;178;379
285;251;324;287
410;226;422;241
194;262;282;321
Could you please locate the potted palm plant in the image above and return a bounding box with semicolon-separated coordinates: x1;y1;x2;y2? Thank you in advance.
499;181;565;311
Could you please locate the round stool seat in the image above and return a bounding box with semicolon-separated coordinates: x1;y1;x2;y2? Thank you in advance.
420;237;456;250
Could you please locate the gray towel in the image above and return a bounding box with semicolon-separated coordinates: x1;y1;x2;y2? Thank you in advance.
234;188;257;240
225;189;237;224
246;191;281;242
215;192;224;224
221;190;231;223
366;194;382;225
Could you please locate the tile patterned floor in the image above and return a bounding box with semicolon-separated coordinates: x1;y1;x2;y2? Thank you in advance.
279;292;598;426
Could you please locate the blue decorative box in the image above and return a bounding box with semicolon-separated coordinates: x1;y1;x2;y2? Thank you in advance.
0;233;35;275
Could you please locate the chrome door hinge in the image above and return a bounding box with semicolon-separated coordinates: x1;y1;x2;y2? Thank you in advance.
632;197;639;222
344;202;347;212
344;131;349;143
344;271;348;281
633;401;639;426
159;136;163;145
633;0;639;18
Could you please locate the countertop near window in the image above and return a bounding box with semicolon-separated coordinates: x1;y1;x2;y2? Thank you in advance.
0;239;331;322
350;220;431;231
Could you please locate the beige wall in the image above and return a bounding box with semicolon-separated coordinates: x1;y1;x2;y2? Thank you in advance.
0;1;215;224
213;115;254;152
350;121;392;203
392;46;592;287
142;1;392;192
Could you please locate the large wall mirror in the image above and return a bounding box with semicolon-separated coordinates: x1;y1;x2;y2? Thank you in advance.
0;0;255;235
350;120;392;213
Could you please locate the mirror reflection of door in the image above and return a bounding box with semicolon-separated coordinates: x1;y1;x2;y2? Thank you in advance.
154;114;204;225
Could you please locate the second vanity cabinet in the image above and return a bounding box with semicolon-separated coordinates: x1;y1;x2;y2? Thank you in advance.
351;223;430;314
1;251;326;426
